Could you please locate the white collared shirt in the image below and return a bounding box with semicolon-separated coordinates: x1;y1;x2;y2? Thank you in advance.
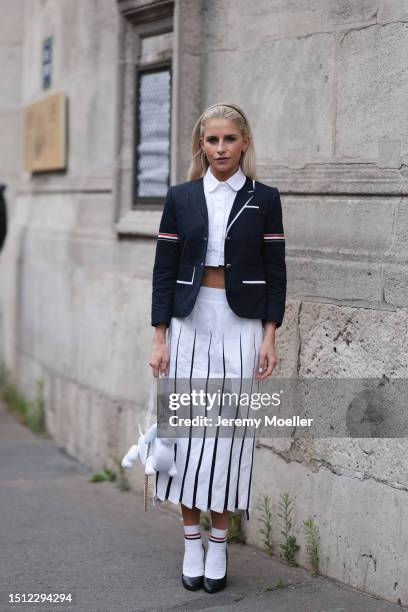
203;165;247;266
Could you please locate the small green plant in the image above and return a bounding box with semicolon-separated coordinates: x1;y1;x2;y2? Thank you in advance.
278;492;300;566
25;379;45;433
198;511;245;542
199;511;211;531
228;512;246;544
1;365;29;419
303;518;320;575
0;360;8;387
0;364;46;435
112;456;131;491
264;577;288;591
257;494;274;555
90;466;117;482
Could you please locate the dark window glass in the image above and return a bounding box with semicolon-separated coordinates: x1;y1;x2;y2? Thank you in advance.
134;67;171;201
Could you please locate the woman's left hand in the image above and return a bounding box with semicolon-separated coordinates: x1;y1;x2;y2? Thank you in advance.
256;322;278;379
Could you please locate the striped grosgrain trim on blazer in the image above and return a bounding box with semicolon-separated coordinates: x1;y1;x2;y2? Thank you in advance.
263;233;285;241
157;232;180;242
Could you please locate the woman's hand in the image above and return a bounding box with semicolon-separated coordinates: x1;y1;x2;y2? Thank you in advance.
256;322;278;380
149;324;170;378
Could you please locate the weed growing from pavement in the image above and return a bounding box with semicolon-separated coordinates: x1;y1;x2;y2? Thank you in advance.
199;510;245;543
263;578;288;591
278;492;300;566
303;518;320;575
113;456;131;491
90;466;117;482
90;458;131;492
199;511;211;531
257;494;274;555
0;362;46;434
228;512;246;543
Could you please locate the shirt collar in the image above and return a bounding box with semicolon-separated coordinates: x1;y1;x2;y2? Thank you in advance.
203;165;247;192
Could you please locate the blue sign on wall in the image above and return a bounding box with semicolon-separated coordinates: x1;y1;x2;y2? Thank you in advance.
42;37;53;89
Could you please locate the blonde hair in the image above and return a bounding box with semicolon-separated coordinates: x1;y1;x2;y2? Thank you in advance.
186;103;257;181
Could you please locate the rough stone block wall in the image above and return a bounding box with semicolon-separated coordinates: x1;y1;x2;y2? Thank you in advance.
1;0;407;605
197;0;408;604
0;0;25;367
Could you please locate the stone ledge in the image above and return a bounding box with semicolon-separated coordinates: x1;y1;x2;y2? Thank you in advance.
115;208;161;237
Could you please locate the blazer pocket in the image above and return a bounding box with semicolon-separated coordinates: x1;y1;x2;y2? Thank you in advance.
241;265;266;284
245;204;260;209
176;264;195;285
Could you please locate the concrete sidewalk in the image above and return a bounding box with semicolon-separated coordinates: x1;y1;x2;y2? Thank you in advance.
0;401;403;612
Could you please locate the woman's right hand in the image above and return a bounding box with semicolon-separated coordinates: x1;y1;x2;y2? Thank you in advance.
149;324;170;378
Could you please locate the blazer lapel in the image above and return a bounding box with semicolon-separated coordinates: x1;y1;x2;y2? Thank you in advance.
225;177;255;235
188;176;255;235
189;178;208;229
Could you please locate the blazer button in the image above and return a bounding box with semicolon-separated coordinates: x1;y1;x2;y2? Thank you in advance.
225;263;232;269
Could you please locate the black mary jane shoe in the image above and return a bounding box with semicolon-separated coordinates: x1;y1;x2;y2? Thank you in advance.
203;548;228;594
181;574;204;591
181;543;205;591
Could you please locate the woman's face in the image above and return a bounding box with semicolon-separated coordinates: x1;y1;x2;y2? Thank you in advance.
200;118;249;180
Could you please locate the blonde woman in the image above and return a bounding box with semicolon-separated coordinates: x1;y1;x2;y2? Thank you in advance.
149;103;286;593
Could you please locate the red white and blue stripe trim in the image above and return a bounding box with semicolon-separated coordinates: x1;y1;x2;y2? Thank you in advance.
263;233;285;241
209;534;228;544
157;232;180;242
184;531;202;540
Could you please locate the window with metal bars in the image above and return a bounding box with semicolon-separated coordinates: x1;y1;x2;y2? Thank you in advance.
133;65;172;204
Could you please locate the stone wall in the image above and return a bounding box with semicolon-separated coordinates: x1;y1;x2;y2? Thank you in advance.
0;0;407;604
0;0;25;367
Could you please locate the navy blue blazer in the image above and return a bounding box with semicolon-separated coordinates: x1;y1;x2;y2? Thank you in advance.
151;175;286;329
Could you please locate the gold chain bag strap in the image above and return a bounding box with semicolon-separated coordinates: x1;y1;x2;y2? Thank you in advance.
143;376;157;511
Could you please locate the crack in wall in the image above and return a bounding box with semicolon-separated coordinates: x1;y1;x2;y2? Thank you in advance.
338;19;408;44
257;440;408;492
296;299;304;375
259;18;408;46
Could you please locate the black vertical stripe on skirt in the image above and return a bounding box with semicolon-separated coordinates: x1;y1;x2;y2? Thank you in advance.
244;335;259;519
235;333;257;510
223;333;243;510
192;331;212;508
207;334;227;510
160;320;260;520
164;324;183;501
245;434;256;520
179;328;197;503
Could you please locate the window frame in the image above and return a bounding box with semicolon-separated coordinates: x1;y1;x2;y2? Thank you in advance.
115;0;203;238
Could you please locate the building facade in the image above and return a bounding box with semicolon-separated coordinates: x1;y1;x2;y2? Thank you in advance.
0;0;407;604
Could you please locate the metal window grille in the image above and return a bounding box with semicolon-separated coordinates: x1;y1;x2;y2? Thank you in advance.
134;66;171;202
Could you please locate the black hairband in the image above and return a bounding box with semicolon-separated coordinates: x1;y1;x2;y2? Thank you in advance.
203;103;247;125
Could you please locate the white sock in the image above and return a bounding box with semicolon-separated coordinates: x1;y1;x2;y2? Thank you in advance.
183;524;204;577
204;526;228;579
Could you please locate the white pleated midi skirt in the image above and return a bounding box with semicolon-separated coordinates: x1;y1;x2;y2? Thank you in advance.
153;285;264;520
